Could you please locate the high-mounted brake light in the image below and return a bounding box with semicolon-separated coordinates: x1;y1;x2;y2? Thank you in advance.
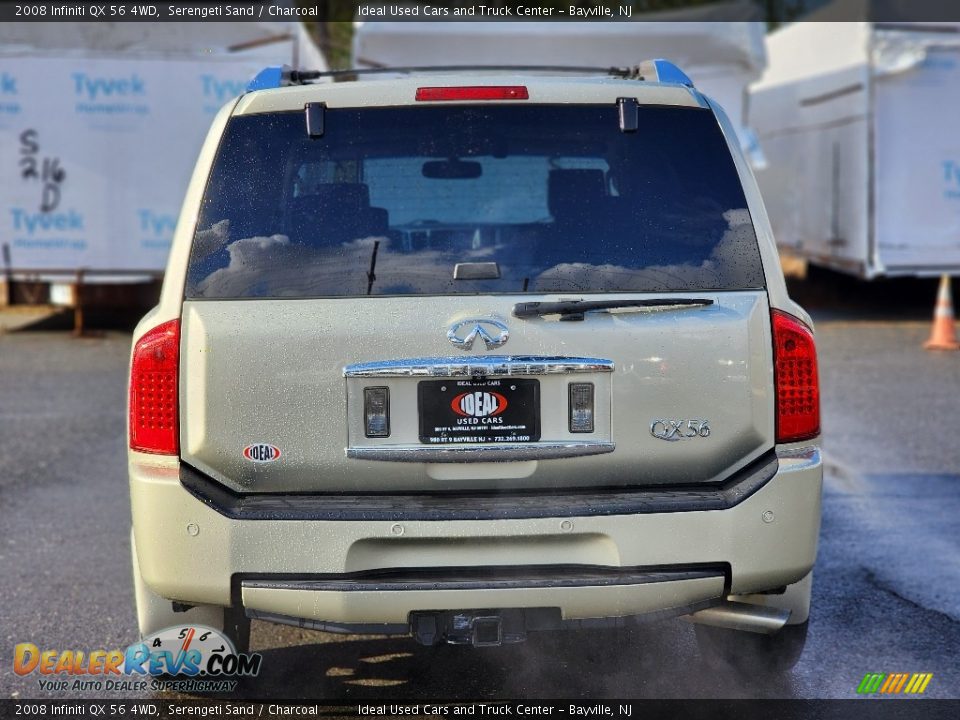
415;86;529;102
772;310;820;443
129;319;180;455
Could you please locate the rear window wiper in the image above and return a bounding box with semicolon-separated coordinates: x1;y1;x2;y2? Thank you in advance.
512;298;714;320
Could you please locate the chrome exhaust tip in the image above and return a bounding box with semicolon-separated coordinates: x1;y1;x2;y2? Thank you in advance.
684;601;792;635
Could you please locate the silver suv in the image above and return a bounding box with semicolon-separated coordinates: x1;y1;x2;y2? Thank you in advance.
129;60;822;672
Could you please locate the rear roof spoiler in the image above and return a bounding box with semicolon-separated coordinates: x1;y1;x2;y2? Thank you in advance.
246;60;694;92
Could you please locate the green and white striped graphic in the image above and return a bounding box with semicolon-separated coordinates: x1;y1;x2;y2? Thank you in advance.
857;672;933;694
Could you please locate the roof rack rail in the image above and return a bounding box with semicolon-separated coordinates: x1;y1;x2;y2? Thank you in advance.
246;60;694;92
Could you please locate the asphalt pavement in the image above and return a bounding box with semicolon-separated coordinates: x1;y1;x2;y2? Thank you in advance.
1;281;958;700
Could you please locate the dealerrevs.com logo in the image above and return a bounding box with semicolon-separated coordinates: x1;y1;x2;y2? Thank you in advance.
14;625;262;693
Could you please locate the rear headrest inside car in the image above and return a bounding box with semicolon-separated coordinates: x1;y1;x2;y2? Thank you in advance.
301;183;372;213
547;169;607;220
289;183;388;244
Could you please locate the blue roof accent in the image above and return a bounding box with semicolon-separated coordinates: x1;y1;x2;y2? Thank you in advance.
247;65;289;92
644;59;694;88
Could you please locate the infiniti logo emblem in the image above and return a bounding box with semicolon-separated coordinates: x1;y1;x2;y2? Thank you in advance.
447;319;509;351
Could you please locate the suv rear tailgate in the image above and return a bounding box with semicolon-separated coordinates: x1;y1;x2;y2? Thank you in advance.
179;291;773;493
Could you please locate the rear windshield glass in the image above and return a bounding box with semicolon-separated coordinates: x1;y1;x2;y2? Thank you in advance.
185;105;765;298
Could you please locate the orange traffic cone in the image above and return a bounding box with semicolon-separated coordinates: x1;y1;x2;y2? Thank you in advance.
924;274;960;351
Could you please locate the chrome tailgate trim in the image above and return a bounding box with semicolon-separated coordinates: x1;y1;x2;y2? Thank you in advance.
346;441;615;463
344;356;614;378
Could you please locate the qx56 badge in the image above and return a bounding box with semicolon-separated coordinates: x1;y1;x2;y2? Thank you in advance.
650;419;711;441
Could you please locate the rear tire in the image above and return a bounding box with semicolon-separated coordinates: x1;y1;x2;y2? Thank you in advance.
694;620;808;674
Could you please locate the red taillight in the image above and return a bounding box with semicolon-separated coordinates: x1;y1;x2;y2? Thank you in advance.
129;319;180;455
772;310;820;443
415;86;529;102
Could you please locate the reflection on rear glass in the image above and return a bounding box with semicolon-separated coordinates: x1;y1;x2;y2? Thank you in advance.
186;106;765;298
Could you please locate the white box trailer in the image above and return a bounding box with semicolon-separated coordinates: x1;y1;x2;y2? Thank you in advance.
0;22;325;279
749;22;960;278
352;13;767;151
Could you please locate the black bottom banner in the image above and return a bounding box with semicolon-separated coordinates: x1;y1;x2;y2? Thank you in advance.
2;700;959;720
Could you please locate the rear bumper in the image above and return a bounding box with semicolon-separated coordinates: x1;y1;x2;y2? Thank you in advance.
241;569;726;626
129;445;821;624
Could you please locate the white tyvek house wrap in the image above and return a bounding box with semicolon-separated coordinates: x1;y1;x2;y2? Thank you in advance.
873;34;960;273
0;22;325;274
749;22;960;278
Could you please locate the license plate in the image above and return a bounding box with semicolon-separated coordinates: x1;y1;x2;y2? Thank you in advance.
418;378;540;445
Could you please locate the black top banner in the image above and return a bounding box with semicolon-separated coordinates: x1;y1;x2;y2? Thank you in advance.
4;1;960;23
